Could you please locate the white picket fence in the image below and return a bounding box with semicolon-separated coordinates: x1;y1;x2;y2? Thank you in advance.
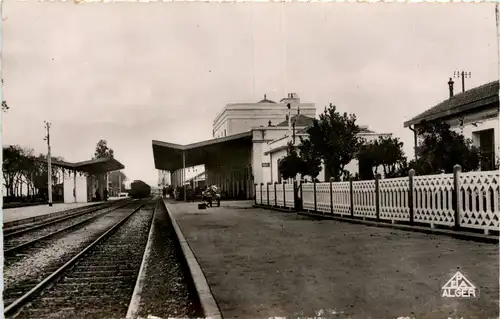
254;183;295;209
255;169;499;235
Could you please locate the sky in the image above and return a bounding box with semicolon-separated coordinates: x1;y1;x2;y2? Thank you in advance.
2;2;498;187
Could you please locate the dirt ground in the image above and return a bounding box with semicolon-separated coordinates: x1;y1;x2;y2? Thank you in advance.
167;201;499;319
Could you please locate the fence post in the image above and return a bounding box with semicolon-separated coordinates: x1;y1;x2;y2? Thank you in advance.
274;182;278;207
260;183;263;205
313;179;317;213
283;182;286;209
329;177;333;215
350;178;354;217
453;165;462;229
267;182;270;206
300;180;304;211
254;183;257;205
375;175;380;221
408;169;415;224
293;180;297;210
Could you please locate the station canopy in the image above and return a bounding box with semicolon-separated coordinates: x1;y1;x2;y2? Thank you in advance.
152;131;253;172
49;157;125;175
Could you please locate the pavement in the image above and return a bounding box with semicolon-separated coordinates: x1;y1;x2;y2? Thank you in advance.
2;201;112;223
166;201;499;319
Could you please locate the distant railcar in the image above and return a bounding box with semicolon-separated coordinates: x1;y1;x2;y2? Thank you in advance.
129;180;151;199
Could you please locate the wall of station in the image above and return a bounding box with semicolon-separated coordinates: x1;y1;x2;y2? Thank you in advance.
63;171;88;203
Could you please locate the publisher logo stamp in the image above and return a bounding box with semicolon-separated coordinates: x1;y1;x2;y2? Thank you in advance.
442;271;477;298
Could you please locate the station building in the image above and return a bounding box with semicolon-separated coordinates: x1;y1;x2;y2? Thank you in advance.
152;93;391;199
213;93;315;138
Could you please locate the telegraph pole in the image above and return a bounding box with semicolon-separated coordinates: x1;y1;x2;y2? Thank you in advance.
454;70;472;93
44;121;53;207
286;103;292;144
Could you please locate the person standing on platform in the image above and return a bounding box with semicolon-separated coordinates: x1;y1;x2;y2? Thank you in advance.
104;188;108;201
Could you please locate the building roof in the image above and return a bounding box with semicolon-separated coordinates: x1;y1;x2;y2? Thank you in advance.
152;131;253;171
49;157;125;174
276;114;315;127
258;94;276;104
404;80;499;127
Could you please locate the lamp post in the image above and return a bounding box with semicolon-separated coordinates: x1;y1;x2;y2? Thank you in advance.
44;121;53;207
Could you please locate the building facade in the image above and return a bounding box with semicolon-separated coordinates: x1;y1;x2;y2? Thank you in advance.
212;93;316;138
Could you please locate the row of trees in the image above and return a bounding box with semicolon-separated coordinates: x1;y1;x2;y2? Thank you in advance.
279;104;493;182
3;145;64;200
3;139;126;202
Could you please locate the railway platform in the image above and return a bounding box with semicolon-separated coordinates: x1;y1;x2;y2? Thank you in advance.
164;200;499;319
3;200;119;226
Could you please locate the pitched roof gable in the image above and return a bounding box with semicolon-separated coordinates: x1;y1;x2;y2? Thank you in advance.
404;80;499;127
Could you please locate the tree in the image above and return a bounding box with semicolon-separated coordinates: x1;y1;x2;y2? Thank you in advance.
297;137;322;179
415;121;480;174
3;145;65;200
28;154;64;198
305;104;363;181
278;139;323;181
357;136;407;180
357;142;380;180
3;145;24;197
94;139;114;159
278;143;303;180
378;136;406;177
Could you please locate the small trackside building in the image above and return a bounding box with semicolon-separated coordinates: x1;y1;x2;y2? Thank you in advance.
50;157;125;203
404;79;499;170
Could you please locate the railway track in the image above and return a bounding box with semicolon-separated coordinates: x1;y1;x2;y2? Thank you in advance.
3;200;144;309
4;199;132;259
5;198;157;319
3;202;117;236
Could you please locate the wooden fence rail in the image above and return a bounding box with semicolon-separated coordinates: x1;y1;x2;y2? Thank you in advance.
255;166;499;235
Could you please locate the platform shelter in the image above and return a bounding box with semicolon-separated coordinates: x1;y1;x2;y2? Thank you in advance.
49;157;125;203
152;131;254;200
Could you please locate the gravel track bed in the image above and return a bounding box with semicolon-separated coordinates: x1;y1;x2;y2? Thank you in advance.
4;204;120;250
3;203;143;308
12;202;155;319
137;200;203;319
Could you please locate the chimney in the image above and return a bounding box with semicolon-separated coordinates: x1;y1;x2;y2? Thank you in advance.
448;77;454;98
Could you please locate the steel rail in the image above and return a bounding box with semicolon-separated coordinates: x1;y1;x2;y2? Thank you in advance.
4;200;133;257
125;199;158;318
4;199;130;239
4;202;146;317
